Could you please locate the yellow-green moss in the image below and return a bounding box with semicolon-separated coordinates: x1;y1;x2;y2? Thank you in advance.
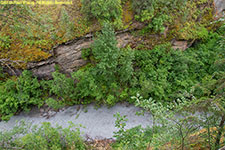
122;0;133;25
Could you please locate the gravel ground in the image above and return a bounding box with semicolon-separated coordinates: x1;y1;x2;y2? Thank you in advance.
0;103;152;139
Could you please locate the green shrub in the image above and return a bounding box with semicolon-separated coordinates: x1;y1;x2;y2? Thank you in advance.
133;44;193;102
131;0;213;39
148;14;171;33
132;0;155;19
59;7;76;41
178;22;209;40
0;121;30;149
0;70;43;120
73;23;134;105
114;93;224;149
73;26;223;105
190;32;225;99
112;112;151;149
81;48;92;60
81;0;123;27
0;66;6;80
72;66;99;104
45;98;65;111
0;34;11;50
132;31;223;103
20;122;85;150
48;71;76;102
113;125;151;150
132;0;180;30
133;94;225;149
0;30;221;117
0;121;86;150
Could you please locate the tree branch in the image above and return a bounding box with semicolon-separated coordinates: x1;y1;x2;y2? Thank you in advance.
0;59;24;76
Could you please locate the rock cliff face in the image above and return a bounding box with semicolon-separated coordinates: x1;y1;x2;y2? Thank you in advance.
27;32;134;78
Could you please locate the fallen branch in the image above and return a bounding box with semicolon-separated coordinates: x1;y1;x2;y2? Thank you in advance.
0;59;24;76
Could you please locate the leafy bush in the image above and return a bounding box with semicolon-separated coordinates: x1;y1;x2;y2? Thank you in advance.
0;66;6;80
48;71;76;102
113;125;151;150
131;0;213;39
0;121;30;149
128;29;225;145
0;30;222;118
73;23;134;105
0;121;86;150
133;31;223;102
0;34;11;50
147;14;171;33
178;22;209;40
114;93;224;150
59;7;76;41
113;112;152;150
72;28;223;105
81;0;123;27
45;98;65;111
132;0;155;20
133;44;192;102
0;71;43;120
132;0;183;30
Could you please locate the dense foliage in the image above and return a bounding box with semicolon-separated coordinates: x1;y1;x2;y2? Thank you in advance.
81;0;123;27
0;96;224;150
0;23;224;121
0;121;86;150
131;0;213;38
113;95;224;149
74;25;224;104
0;1;224;149
73;23;134;105
0;71;44;120
134;32;224;102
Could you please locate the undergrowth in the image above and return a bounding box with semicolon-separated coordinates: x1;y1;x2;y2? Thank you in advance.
0;121;86;150
0;23;224;120
0;71;44;120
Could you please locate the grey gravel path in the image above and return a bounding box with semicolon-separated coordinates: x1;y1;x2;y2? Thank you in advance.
0;103;152;139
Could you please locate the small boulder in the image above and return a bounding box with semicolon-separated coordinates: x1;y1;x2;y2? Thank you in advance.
172;40;188;51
